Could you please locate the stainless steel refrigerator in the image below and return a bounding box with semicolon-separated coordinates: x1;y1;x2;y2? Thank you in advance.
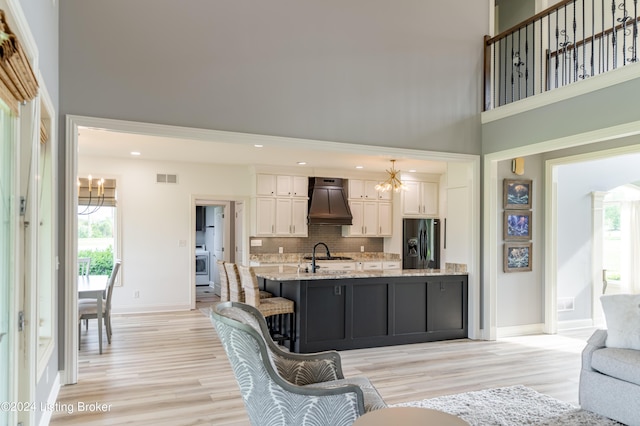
403;218;440;269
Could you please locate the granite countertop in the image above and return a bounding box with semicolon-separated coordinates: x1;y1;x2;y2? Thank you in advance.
253;265;468;281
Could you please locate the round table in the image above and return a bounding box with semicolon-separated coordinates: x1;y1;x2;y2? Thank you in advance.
353;407;469;425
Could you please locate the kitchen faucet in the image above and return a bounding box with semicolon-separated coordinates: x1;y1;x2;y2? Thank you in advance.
311;242;331;273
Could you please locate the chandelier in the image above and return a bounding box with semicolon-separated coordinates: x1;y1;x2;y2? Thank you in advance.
78;175;105;215
375;160;407;193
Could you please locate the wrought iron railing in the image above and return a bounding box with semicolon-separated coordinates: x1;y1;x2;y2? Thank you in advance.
484;0;640;110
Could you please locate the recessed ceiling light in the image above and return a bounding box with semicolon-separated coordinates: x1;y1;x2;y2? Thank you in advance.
408;169;417;173
355;165;364;169
130;151;141;156
254;144;263;148
297;161;307;165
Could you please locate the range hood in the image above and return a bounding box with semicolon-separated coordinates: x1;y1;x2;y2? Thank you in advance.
307;177;353;225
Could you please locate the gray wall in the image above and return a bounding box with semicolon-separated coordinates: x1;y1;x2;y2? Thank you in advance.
497;154;544;327
21;0;59;106
482;78;640;154
495;0;535;33
59;0;488;155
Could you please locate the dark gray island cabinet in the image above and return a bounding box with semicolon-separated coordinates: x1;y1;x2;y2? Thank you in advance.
256;269;468;353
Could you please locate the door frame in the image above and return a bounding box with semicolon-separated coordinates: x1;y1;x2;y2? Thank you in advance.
191;198;247;309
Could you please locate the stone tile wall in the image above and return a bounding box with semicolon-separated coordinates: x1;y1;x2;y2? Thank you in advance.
249;224;384;255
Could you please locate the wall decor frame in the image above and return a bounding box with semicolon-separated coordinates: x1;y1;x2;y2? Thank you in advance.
504;242;532;272
503;179;532;209
503;210;532;240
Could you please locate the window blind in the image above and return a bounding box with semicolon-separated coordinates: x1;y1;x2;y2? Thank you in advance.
0;9;39;115
78;177;117;208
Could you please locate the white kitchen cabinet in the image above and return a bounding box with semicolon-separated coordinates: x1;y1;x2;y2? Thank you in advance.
402;180;438;216
362;261;383;270
276;175;308;197
256;174;277;196
382;261;401;270
378;202;393;236
343;199;392;237
253;174;309;237
348;179;391;200
320;262;357;271
255;197;276;235
264;197;308;237
343;200;378;236
290;198;308;236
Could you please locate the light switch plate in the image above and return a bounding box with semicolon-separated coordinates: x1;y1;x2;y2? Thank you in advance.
251;239;262;247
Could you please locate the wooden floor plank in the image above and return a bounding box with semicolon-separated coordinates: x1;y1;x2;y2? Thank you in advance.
51;298;594;425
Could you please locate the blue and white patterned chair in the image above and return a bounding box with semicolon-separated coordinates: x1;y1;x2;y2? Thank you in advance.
211;301;387;426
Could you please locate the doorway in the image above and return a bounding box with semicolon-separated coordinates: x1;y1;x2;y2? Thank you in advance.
193;199;243;309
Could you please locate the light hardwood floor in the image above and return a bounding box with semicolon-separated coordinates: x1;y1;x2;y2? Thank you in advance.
51;294;594;426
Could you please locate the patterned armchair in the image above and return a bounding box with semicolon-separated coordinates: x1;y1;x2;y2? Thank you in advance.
210;301;387;426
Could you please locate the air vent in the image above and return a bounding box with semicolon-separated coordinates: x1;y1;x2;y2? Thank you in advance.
156;173;178;184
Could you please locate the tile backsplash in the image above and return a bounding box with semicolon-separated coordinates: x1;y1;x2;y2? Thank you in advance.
249;225;384;255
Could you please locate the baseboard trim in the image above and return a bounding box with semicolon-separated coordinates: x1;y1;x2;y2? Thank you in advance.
113;304;192;314
497;323;545;338
557;319;596;331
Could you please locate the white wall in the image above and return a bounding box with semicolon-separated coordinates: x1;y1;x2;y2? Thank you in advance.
79;156;252;312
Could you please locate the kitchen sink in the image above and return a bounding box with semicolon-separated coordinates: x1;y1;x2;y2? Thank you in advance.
302;256;353;261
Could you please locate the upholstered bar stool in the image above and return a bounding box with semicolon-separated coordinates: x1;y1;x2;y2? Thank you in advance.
238;265;296;351
224;262;272;302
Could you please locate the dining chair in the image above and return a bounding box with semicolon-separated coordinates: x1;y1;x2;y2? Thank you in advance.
224;262;272;303
79;259;122;347
238;265;296;350
78;257;91;277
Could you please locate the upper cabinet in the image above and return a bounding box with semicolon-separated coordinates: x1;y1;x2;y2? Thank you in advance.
348;179;392;200
257;174;308;197
276;175;308;197
402;180;438;217
253;174;309;237
343;179;393;237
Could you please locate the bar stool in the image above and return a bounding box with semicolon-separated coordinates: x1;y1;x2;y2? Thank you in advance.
217;260;230;302
224;262;272;302
238;265;296;351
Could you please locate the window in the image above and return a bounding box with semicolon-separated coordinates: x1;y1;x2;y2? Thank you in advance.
77;178;118;278
0;99;15;426
603;185;640;294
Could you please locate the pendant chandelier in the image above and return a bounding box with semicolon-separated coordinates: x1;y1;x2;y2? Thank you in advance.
375;160;407;193
78;175;106;215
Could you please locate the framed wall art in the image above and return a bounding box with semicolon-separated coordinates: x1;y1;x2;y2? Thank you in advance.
504;242;532;272
503;179;532;209
503;210;532;240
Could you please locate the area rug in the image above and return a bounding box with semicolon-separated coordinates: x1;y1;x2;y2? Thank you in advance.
394;385;623;425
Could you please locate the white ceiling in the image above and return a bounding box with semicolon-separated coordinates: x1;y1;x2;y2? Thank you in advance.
77;127;449;175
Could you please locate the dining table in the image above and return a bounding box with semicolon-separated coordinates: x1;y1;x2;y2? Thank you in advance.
78;274;109;354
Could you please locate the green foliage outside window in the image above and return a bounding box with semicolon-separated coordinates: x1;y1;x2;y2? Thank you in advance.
77;216;113;238
604;204;620;231
78;246;114;275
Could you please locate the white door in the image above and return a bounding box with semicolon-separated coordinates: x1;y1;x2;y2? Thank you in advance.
212;207;225;284
235;202;245;263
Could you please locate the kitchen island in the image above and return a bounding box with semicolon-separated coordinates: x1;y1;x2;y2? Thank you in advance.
254;266;468;353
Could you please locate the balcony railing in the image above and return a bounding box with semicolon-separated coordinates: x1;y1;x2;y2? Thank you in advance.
484;0;640;110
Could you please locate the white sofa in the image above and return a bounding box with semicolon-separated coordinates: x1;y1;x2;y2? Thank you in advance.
579;329;640;426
